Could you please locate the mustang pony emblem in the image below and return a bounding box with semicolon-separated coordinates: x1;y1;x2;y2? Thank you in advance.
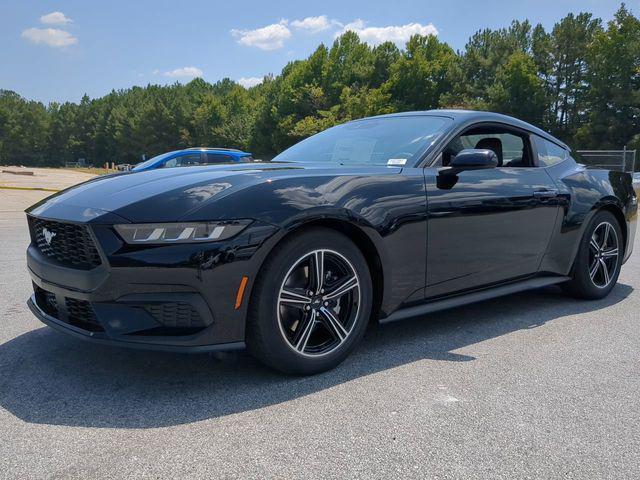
42;228;56;245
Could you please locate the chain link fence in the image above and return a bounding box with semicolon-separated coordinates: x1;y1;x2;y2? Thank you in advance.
575;148;637;174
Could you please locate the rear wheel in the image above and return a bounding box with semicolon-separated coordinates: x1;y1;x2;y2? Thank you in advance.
562;210;623;299
247;228;372;375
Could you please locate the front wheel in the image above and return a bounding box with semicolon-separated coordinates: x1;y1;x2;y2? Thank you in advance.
562;210;623;300
246;228;372;375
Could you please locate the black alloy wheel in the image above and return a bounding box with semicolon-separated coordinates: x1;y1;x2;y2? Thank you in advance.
587;221;620;289
277;249;361;356
562;210;623;300
247;228;372;375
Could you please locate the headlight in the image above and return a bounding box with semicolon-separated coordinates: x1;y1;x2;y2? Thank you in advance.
114;220;251;244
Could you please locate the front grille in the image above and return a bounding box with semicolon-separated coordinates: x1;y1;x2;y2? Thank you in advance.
143;302;204;329
30;217;102;269
65;298;103;332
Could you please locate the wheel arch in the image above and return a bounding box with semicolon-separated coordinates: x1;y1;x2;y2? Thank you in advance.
593;199;628;254
249;217;388;323
565;199;628;275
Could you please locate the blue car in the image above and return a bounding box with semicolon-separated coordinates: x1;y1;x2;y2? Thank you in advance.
132;148;253;171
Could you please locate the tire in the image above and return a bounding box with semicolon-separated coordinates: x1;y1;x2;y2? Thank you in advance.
246;227;372;375
562;210;623;300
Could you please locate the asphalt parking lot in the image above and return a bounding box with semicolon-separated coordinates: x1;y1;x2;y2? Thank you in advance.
1;185;639;479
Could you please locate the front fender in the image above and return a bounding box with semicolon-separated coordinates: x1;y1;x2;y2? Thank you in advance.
188;169;428;318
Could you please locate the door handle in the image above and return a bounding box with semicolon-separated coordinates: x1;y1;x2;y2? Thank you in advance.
533;188;559;198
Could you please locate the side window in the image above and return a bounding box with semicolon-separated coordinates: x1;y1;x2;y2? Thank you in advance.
533;136;567;167
177;154;203;167
163;158;178;168
162;154;202;168
462;133;525;166
205;153;233;164
441;128;531;167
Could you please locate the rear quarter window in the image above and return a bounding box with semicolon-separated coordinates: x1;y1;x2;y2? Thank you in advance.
533;135;568;167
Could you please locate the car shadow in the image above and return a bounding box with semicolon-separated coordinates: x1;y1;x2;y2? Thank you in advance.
0;283;633;429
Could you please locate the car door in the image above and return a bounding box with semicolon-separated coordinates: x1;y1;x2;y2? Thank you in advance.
424;125;560;298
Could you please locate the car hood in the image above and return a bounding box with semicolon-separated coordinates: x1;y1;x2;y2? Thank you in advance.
27;162;402;223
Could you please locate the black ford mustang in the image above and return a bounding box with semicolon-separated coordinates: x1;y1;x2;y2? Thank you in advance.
26;110;637;374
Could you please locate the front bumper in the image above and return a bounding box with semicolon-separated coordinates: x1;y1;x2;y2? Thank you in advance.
26;215;279;351
27;295;244;353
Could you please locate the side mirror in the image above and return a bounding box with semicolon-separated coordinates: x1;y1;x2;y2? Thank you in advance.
450;149;498;169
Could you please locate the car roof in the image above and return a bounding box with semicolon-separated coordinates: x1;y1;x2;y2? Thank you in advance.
183;147;250;155
356;110;569;150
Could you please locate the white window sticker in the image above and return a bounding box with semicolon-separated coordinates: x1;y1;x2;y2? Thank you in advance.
387;158;407;166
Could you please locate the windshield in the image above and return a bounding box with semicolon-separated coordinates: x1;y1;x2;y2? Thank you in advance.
272;116;452;166
133;151;179;170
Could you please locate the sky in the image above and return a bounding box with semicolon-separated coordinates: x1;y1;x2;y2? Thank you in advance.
1;0;635;104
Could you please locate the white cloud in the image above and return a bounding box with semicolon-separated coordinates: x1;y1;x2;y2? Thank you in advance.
231;20;291;50
40;11;72;25
336;20;438;46
21;28;77;47
237;77;263;88
162;66;203;78
291;15;333;33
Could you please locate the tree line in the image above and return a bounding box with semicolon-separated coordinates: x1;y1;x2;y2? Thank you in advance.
1;4;639;167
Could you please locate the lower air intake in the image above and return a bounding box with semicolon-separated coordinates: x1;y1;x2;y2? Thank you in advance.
143;302;205;329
